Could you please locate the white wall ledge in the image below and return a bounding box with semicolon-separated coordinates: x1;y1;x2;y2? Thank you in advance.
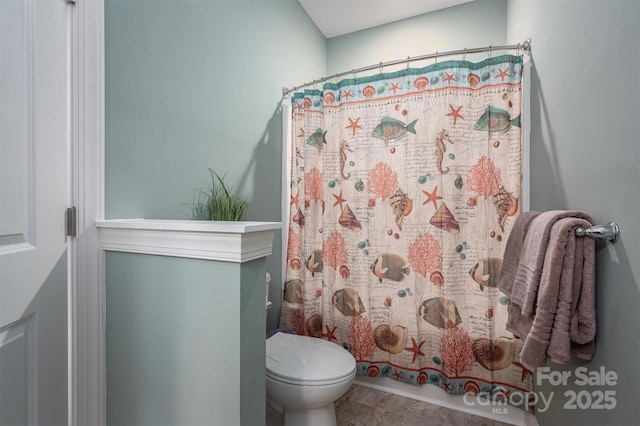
95;219;281;263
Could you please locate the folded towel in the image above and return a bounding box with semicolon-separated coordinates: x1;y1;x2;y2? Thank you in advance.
498;211;541;297
510;210;593;319
568;222;596;361
499;211;541;340
518;217;596;370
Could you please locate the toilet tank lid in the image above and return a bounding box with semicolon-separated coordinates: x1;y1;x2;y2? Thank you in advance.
266;333;356;382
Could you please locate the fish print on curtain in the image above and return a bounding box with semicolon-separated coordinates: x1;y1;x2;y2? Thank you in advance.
280;54;533;411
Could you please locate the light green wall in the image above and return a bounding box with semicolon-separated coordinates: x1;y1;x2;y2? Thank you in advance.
106;252;267;426
105;1;640;424
506;1;640;425
327;0;507;75
105;0;326;331
105;0;325;220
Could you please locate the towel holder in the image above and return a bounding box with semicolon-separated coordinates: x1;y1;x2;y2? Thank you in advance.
575;222;619;243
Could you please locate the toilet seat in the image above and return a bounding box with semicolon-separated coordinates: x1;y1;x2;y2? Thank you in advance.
266;333;356;385
266;369;355;387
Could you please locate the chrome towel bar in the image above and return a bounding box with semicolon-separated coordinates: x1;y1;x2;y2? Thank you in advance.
575;222;619;243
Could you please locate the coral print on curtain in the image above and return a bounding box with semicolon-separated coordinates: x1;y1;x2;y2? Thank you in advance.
280;54;533;411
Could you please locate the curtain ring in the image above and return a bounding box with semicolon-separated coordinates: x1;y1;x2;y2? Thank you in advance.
352;69;356;81
435;51;438;64
516;43;521;56
489;44;493;58
406;56;410;70
379;61;383;74
335;74;339;84
463;48;467;61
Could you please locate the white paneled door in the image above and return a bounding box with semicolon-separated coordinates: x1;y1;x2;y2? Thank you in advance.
1;0;73;424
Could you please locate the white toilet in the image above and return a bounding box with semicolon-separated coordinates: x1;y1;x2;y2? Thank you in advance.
266;332;356;426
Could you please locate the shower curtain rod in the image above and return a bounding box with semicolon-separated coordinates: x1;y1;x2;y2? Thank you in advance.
282;38;531;98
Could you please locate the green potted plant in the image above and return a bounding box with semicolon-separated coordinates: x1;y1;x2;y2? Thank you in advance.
191;168;248;221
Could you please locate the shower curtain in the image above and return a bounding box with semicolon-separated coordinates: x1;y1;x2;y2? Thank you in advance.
280;54;533;411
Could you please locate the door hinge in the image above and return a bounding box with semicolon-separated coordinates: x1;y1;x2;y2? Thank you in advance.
66;206;77;238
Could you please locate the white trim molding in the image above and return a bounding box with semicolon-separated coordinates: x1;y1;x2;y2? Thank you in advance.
70;0;105;424
96;219;281;263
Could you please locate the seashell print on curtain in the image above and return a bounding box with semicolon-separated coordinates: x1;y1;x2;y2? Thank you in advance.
280;54;533;412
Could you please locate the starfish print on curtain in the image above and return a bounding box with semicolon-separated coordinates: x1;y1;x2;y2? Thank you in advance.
280;54;532;411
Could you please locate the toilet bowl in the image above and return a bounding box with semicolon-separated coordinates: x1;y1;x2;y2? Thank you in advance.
266;332;356;426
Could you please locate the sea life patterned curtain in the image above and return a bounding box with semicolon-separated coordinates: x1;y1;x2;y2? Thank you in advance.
280;54;533;411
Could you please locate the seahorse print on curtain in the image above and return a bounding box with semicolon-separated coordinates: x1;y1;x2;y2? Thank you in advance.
280;54;533;412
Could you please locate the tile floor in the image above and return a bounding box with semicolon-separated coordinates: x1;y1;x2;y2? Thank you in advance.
334;384;513;426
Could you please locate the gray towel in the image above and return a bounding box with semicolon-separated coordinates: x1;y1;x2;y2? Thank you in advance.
510;210;593;318
498;211;541;296
500;211;541;339
519;217;596;370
